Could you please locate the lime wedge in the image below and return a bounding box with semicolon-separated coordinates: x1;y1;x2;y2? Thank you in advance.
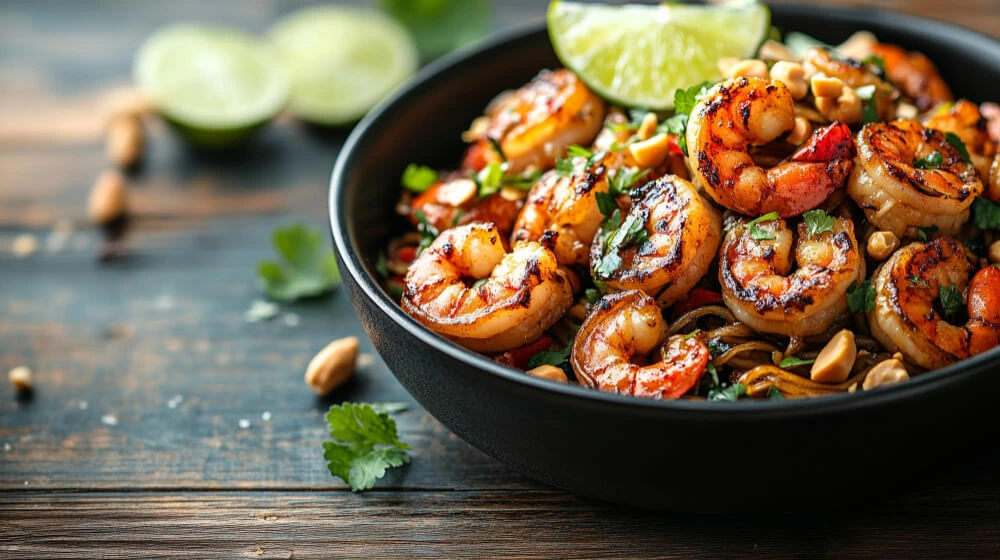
267;6;419;126
548;0;770;110
134;24;289;148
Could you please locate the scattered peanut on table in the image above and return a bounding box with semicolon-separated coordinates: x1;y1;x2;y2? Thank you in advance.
105;112;145;170
8;366;33;393
305;336;359;396
88;170;128;226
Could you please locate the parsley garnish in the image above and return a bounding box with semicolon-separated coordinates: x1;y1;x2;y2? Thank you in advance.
527;338;574;376
861;54;886;73
747;212;780;241
918;225;938;241
594;191;619;218
945;132;971;162
908;275;931;288
779;355;815;368
709;382;746;402
847;280;876;314
593;214;648;278
567;144;594;159
401;163;438;193
609;167;650;195
914;150;944;170
855;85;879;124
584;288;600;304
767;386;785;400
414;209;439;254
802;209;835;236
972;197;1000;230
257;223;341;302
939;284;964;317
323;402;411;492
555;157;574;177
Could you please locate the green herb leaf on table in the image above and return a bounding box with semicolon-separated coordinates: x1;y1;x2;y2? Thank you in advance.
972;197;1000;230
401;163;437;193
779;355;815;368
847;280;876;314
747;211;780;242
323;402;412;492
939;284;964;317
944;132;971;162
802;209;835;236
913;150;943;170
257;223;341;302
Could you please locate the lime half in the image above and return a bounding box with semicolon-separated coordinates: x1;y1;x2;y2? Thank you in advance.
267;6;418;126
134;24;289;148
548;0;770;110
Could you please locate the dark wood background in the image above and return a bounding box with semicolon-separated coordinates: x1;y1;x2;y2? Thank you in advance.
2;1;998;558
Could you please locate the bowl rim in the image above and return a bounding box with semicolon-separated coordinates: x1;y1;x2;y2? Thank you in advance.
331;4;1000;418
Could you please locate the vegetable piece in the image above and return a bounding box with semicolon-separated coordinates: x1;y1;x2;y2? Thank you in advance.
401;163;437;192
323;402;411;491
670;287;724;320
494;336;554;370
913;150;943;170
944;132;971;162
527;337;574;376
257;223;341;302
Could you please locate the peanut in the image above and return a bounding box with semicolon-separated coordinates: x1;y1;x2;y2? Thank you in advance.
527;364;568;383
88;170;128;225
815;86;863;124
810;329;857;384
305;336;359;396
628;133;672;168
868;231;901;261
837;31;878;60
8;366;32;393
636;112;658;141
11;234;39;258
786;117;813;146
810;75;845;99
726;59;769;80
770;61;808;100
436;178;477;207
862;358;910;390
989;240;1000;264
105;113;144;170
758;40;796;62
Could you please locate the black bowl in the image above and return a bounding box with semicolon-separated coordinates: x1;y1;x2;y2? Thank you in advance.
331;5;1000;510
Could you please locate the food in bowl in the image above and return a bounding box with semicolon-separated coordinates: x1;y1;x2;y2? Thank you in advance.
376;3;1000;402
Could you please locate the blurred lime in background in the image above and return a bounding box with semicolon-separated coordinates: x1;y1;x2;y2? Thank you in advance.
133;24;289;148
378;0;492;61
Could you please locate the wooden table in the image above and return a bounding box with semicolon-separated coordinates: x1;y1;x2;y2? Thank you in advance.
2;1;998;558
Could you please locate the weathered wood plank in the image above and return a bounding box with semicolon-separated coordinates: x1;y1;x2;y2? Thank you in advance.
1;488;998;559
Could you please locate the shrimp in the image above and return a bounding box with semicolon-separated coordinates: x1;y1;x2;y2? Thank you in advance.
401;223;574;353
686;77;857;218
802;47;898;121
407;174;522;237
719;213;864;337
868;237;1000;369
925;100;1000;201
590;175;722;308
847;119;983;237
570;290;709;399
871;42;953;112
461;69;606;174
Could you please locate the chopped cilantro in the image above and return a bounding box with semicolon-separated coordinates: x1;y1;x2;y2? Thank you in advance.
594;191;618;218
861;54;886;73
475;161;505;197
401;163;438;193
659;113;689;156
555;157;574;177
918;225;938;242
709;382;746;402
257;223;341;302
767;386;785;400
802;209;835;236
944;132;971;162
502;169;541;191
908;275;931;288
939;284;964;317
584;288;600;305
855;85;879;124
527;338;574;376
779;355;815;368
847;280;876;314
972;197;1000;230
914;150;944;170
567;144;594;159
323;402;411;492
375;251;389;279
593;213;648;278
608;167;650;195
707;338;729;358
747;211;780;242
673;82;712;115
414;209;439;254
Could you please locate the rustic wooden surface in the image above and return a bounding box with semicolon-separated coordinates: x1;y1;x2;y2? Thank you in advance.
1;1;998;558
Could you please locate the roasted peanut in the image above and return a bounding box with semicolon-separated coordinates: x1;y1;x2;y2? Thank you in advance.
8;366;32;392
810;75;845;99
637;112;658;141
758;40;795;62
989;240;1000;264
786;117;813;145
305;336;359;396
810;329;857;384
628;133;672;168
105;113;144;170
11;234;39;258
88;170;128;225
837;31;878;60
770;61;808;100
868;231;900;261
527;364;568;383
436;179;477;207
815;86;862;124
862;358;910;390
726;59;769;80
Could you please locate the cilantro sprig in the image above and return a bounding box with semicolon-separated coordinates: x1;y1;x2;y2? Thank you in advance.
593;213;648;278
972;197;1000;230
855;85;879;124
802;209;835;236
414;209;439;254
747;212;780;242
847;280;876;314
939;284;964;318
914;150;944;170
323;402;411;492
527;338;574;376
257;223;341;302
657;82;713;156
944;132;971;162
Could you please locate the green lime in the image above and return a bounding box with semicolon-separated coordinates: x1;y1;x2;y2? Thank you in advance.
134;24;289;148
267;6;419;126
548;0;770;110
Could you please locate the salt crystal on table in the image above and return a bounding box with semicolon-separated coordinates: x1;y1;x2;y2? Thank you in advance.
262;411;271;422
238;419;251;429
101;414;118;426
167;395;184;409
78;400;89;410
3;443;10;452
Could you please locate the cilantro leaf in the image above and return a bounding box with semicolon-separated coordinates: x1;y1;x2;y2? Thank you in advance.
707;338;729;359
584;288;601;304
608;167;650;196
918;225;938;242
375;251;389;279
709;382;746;402
944;132;971;162
257;223;341;302
779;355;815;368
908;275;931;288
673;82;712;115
401;163;437;193
914;150;943;170
594;191;618;218
555;157;574;177
322;402;412;492
527;338;574;375
802;209;835;236
747;212;780;242
972;197;1000;230
939;284;964;317
414;209;439;254
659;113;689;156
567;144;594;159
861;54;886;73
767;386;785;400
847;280;876;314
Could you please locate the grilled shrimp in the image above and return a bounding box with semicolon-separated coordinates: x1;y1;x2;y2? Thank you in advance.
570;290;709;399
802;47;898;122
869;237;1000;369
590;175;722;308
871;42;953;112
408;174;522;237
719;214;864;337
401;223;574;353
511;156;612;266
686;77;857;217
847;120;983;237
461;69;605;174
926;100;1000;201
